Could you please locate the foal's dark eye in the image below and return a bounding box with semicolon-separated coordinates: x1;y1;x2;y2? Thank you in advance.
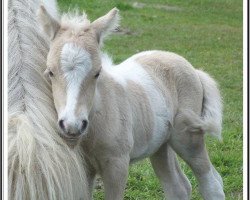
94;71;101;79
49;71;54;77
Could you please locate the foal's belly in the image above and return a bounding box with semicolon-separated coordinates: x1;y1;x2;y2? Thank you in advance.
129;113;170;163
120;63;170;162
128;88;170;163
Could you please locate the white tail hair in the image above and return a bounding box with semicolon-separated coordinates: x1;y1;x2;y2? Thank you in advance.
196;69;223;139
174;70;222;140
8;0;89;199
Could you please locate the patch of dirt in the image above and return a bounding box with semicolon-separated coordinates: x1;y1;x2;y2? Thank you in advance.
132;2;182;11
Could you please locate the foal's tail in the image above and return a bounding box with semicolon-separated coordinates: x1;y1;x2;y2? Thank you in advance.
174;70;223;140
197;69;223;139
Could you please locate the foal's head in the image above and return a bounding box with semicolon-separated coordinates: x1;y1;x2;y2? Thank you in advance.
38;6;119;140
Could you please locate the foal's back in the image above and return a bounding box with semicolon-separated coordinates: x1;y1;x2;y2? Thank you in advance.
125;50;204;115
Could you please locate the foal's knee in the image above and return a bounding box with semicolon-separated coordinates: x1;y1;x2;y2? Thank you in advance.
180;178;192;200
211;165;224;187
165;181;192;200
174;161;192;199
198;169;225;200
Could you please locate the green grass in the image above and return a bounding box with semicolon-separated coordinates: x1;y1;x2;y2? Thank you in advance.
58;0;243;199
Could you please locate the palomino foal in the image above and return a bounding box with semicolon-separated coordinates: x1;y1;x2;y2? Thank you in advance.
38;6;225;200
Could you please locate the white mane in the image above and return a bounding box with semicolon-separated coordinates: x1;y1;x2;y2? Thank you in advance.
8;0;88;199
101;53;114;69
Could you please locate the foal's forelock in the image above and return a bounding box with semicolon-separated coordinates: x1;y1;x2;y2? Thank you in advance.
61;10;91;31
59;42;92;120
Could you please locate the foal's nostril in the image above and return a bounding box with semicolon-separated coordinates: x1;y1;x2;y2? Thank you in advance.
81;120;88;132
59;119;65;130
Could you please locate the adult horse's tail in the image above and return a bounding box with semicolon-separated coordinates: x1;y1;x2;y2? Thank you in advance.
8;0;89;199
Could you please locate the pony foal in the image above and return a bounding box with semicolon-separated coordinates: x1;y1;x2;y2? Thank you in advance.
38;6;225;200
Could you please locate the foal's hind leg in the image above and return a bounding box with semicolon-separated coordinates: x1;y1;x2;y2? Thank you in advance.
169;119;225;200
150;143;192;200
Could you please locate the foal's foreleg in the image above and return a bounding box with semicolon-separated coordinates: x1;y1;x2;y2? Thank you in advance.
100;155;130;200
169;120;225;200
150;143;192;200
85;165;96;200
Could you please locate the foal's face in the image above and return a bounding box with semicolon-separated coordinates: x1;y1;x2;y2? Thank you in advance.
46;32;101;139
38;5;119;140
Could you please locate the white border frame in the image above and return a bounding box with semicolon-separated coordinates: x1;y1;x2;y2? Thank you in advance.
243;0;248;199
2;0;248;199
3;0;8;199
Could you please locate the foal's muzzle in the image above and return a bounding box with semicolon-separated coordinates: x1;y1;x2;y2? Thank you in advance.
58;118;88;138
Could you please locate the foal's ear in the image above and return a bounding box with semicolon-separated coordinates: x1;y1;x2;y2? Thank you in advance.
91;8;120;45
37;5;60;40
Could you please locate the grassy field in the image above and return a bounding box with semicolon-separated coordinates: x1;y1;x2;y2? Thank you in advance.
58;0;243;199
